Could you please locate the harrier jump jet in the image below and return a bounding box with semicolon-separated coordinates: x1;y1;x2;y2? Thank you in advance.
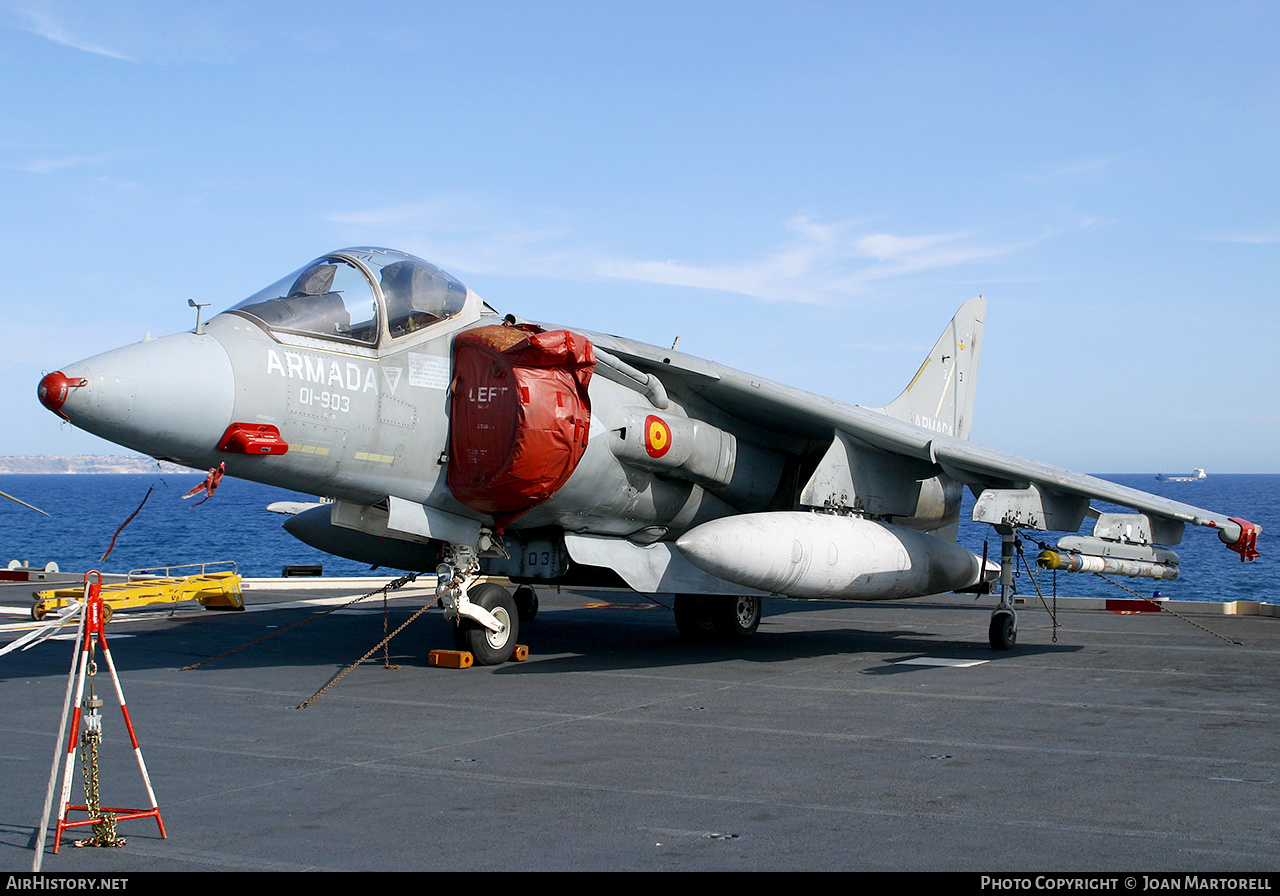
38;248;1261;664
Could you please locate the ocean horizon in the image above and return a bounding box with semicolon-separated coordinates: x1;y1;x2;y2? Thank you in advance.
1;470;1275;605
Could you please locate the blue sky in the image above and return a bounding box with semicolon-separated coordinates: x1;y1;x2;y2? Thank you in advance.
2;1;1276;472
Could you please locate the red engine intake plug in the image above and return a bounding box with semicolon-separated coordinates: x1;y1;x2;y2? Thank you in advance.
37;371;87;420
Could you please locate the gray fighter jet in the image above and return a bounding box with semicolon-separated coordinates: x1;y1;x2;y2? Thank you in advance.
37;248;1261;664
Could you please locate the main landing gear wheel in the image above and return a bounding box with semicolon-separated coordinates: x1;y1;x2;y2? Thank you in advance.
675;595;761;640
454;583;519;666
989;609;1017;650
513;585;539;622
674;594;715;638
712;595;761;639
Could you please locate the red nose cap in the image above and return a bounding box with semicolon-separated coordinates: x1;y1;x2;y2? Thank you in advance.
37;371;87;419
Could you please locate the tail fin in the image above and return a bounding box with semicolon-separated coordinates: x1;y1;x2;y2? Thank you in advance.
874;296;984;441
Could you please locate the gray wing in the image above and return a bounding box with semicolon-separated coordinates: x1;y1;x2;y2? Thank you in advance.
579;327;1260;557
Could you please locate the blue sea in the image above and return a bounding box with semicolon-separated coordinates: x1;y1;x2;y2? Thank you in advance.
952;473;1278;604
0;472;372;579
0;471;1276;603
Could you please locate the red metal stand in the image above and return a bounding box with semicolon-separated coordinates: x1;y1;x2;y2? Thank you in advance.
52;571;166;852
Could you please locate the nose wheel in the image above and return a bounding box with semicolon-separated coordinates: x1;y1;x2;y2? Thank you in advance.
453;582;519;666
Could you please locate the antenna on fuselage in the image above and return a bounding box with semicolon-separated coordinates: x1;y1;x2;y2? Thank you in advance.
188;298;210;335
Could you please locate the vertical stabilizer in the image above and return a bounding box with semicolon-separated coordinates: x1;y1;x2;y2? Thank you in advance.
874;296;984;441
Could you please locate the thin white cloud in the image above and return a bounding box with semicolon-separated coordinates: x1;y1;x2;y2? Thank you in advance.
2;3;241;64
11;7;131;60
327;197;581;278
1023;157;1119;183
1204;227;1280;245
598;217;1036;303
6;151;129;174
327;203;440;229
327;201;1040;305
856;231;967;260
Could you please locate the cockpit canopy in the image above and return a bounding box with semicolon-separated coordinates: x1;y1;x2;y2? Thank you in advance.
224;248;469;345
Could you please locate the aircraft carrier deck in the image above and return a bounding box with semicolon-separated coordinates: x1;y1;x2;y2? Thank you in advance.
2;577;1278;873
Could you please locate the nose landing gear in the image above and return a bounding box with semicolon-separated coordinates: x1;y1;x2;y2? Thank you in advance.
452;582;519;666
436;541;525;666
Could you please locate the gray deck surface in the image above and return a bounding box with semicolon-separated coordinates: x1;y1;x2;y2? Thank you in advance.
2;580;1277;872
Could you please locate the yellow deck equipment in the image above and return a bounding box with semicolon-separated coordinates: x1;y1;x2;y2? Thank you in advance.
33;562;244;621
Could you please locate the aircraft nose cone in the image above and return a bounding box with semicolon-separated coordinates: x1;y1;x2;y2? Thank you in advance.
45;332;236;465
37;371;88;420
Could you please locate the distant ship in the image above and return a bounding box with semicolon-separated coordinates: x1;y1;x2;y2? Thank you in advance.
1156;468;1206;482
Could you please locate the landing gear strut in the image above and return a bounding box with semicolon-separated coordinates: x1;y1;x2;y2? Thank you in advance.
989;527;1019;650
436;542;519;666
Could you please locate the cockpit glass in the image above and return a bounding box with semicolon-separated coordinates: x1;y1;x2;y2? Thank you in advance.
227;256;380;344
365;252;469;339
223;249;468;344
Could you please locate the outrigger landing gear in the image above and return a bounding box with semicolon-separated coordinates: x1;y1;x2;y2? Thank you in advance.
436;542;520;666
674;594;762;640
989;526;1019;650
989;608;1017;650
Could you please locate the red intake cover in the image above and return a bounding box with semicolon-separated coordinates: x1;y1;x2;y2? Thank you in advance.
448;324;595;531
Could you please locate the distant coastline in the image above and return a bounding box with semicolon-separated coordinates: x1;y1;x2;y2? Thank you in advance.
0;455;192;474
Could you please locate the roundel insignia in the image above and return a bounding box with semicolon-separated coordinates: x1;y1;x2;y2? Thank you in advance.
644;415;672;458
